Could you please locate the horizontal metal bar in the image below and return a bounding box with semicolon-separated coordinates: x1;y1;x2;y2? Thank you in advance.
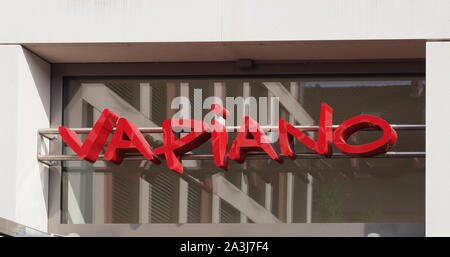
39;134;57;140
38;152;425;163
38;160;55;166
38;124;425;135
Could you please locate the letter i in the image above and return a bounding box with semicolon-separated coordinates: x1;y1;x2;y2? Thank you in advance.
211;104;229;170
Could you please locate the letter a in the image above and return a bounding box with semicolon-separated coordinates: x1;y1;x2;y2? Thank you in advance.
229;116;282;163
104;118;160;165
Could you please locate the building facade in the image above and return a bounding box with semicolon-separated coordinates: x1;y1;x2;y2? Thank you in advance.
0;0;448;237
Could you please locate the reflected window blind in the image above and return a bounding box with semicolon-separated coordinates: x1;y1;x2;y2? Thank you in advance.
220;199;240;223
150;171;178;223
112;173;139;223
187;185;201;223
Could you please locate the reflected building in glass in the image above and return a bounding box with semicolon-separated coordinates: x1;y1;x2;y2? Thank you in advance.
60;77;425;225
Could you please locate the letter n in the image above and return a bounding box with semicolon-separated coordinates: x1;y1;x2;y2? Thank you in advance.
279;102;333;159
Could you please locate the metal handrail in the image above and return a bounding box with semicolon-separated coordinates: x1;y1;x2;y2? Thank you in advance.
37;124;425;165
38;124;425;135
38;152;425;163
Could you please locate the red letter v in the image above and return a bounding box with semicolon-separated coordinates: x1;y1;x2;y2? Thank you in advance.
59;109;119;162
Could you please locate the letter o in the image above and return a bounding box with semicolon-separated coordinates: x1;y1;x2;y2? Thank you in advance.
333;115;398;157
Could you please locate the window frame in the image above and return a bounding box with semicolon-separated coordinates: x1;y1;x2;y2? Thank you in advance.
48;60;426;236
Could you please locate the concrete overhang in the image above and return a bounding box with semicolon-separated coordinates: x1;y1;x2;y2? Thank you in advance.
22;40;425;63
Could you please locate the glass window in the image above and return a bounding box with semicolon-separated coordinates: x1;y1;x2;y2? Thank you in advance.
61;76;425;224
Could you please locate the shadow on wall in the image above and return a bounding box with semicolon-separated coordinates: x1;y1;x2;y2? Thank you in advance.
22;47;51;230
23;48;51;120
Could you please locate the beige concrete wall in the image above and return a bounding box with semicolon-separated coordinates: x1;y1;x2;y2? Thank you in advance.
426;41;450;236
0;45;50;232
0;0;448;44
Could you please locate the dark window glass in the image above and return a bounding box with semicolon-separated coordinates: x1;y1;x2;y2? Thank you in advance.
61;77;425;224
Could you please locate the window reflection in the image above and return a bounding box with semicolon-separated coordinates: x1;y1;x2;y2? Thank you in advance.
61;77;425;224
